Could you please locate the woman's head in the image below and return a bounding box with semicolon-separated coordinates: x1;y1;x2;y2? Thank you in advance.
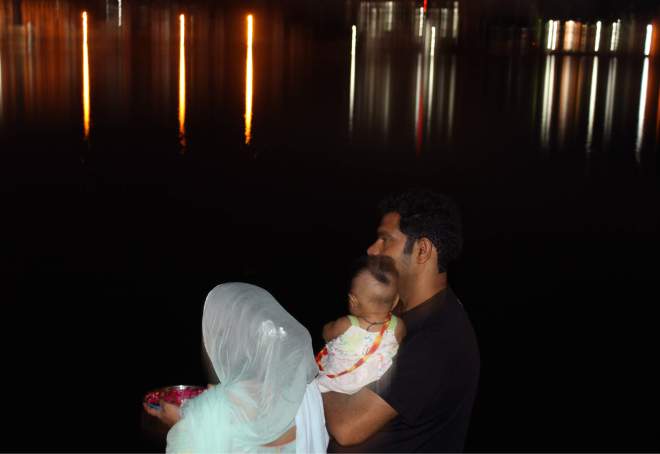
201;283;317;441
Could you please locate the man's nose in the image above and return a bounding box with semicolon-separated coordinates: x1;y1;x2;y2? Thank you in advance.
367;240;381;256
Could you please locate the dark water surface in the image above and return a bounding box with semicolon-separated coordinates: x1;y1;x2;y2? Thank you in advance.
2;0;658;451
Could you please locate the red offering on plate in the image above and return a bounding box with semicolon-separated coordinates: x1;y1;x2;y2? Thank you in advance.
144;385;205;408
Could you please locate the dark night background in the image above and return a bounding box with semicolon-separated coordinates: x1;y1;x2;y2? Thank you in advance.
1;0;658;451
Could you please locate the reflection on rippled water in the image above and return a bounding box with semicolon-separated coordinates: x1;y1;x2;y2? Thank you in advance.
0;0;658;164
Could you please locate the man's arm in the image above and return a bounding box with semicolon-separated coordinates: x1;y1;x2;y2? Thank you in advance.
322;387;398;446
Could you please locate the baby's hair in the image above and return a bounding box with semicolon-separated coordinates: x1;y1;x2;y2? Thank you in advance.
351;255;399;307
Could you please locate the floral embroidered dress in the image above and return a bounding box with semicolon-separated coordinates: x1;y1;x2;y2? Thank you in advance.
316;314;400;395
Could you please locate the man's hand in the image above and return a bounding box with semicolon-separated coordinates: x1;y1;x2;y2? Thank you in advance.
322;388;397;446
142;400;182;428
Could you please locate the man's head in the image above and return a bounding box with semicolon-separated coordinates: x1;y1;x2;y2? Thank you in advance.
348;255;399;316
367;188;462;277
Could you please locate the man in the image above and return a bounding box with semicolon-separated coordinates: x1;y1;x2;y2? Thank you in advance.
323;188;480;452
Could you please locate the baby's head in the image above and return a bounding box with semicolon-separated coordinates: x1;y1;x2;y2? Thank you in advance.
348;255;399;317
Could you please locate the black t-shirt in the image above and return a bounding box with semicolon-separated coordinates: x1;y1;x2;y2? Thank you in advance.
328;288;480;453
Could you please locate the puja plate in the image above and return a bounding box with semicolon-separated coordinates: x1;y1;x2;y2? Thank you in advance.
144;385;205;410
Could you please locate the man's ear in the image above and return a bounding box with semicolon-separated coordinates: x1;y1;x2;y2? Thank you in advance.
348;293;358;308
416;237;434;264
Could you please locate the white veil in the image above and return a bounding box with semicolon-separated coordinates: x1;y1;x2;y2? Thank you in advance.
166;283;327;453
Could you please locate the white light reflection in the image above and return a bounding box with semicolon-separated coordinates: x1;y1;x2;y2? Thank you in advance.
452;1;459;40
427;27;436;138
82;12;90;140
349;25;356;136
541;55;556;148
118;0;122;27
586;57;599;152
643;24;652;56
179;14;186;148
418;7;424;38
386;2;393;32
430;26;436;57
546;20;553;50
594;21;601;52
603;57;617;146
635;58;649;162
552;20;559;51
440;8;448;39
245;14;253;145
610;20;620;52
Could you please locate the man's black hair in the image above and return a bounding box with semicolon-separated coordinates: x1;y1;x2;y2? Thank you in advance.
379;188;462;273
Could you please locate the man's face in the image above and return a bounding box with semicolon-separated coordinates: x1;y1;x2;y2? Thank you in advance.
366;212;410;276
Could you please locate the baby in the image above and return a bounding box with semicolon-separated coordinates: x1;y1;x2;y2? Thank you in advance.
316;255;406;394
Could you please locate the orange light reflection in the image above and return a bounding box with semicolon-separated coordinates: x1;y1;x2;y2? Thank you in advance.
178;14;186;149
82;11;90;140
245;14;253;145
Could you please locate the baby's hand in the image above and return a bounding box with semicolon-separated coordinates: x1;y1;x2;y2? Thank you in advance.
322;316;352;342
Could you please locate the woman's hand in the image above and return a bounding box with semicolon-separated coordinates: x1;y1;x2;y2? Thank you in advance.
142;400;182;427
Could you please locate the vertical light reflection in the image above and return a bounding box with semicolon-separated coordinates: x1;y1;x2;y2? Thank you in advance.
635;58;649;162
447;55;456;141
414;53;423;154
118;0;122;27
540;55;556;148
179;14;186;148
349;25;356;136
558;56;573;146
552;21;559;51
418;7;424;38
643;24;652;56
563;20;576;52
610;20;620;52
546;20;553;50
440;8;448;39
386;2;393;32
430;26;436;57
245;14;253;145
594;21;601;52
586;57;599;152
579;23;588;53
452;1;459;40
603;57;618;146
383;55;391;137
426;27;436;138
82;12;91;140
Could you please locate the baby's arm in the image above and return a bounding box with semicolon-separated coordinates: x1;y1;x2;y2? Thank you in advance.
322;316;352;343
394;318;407;344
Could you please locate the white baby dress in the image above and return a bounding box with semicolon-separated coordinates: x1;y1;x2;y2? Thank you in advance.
316;315;400;395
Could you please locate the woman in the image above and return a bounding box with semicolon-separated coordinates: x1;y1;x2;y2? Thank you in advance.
145;283;329;453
